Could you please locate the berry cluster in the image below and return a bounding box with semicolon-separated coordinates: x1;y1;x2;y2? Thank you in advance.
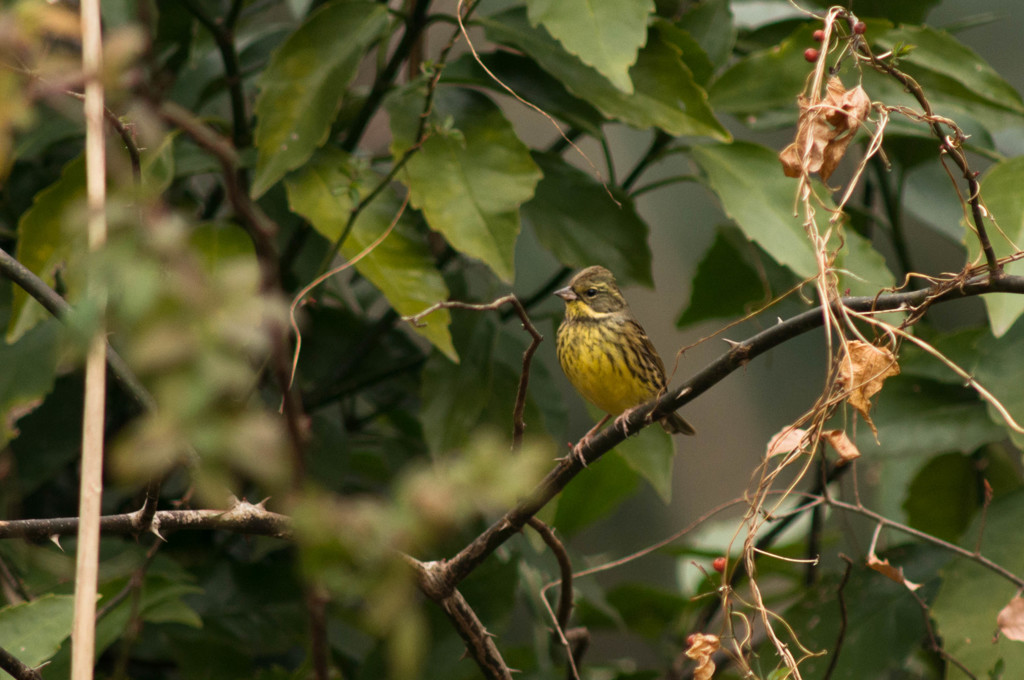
804;21;866;62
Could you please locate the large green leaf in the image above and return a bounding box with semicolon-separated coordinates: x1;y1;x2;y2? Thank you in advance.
677;225;770;327
691;142;817;278
387;86;541;283
875;26;1024;118
972;317;1024;448
0;594;74;672
677;0;735;70
974;156;1024;336
776;545;946;680
860;27;1024;136
692;142;893;292
0;316;60;447
417;313;497;456
553;447;639;536
862;377;1006;460
615;417;674;503
8;155;85;342
932;490;1024;678
443;51;605;136
525;0;653;93
900;450;1018;543
251;1;390;198
708;22;819;118
522;153;652;287
481;10;729;140
804;0;938;23
284;147;455;360
834;227;895;297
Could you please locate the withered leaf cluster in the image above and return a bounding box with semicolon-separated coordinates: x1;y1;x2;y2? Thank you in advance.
780;77;871;182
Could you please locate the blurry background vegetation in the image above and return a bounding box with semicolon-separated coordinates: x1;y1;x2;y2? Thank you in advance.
2;0;1024;678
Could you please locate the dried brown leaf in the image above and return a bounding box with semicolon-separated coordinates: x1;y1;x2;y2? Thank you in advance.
839;340;899;435
780;78;871;182
766;427;809;457
685;633;720;680
867;553;922;591
997;597;1024;641
821;429;861;463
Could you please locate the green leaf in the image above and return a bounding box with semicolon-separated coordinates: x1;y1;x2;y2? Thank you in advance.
443;51;605;136
553;448;639;536
974;156;1024;336
860;377;1006;460
875;26;1024;118
615;421;674;503
251;1;390;197
804;0;938;23
284;147;455;360
833;228;895;297
522;152;652;287
8;154;85;342
139;130;176;197
932;490;1024;677
189;221;256;273
656;22;715;88
775;545;946;680
677;0;735;70
690;141;817;278
0;317;60;447
708;22;819;119
0;594;74;670
903;452;979;543
525;0;653;93
605;583;688;639
418;313;497;455
972;317;1024;448
677;225;767;327
388;86;541;283
481;10;729;140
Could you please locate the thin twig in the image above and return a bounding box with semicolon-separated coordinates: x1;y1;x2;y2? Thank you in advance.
907;583;979;679
817;495;1024;588
405;295;543;449
180;0;251;149
821;554;853;680
527;517;587;679
857;40;1000;274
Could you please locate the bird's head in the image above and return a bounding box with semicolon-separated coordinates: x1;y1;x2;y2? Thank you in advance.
554;266;628;318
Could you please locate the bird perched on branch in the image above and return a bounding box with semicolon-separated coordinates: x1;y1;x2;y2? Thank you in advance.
555;265;694;464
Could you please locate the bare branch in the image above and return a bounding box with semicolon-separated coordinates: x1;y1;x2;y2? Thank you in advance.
0;502;293;541
412;559;514;680
0;646;43;680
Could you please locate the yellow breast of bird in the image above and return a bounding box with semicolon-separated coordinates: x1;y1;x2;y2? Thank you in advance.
557;317;659;415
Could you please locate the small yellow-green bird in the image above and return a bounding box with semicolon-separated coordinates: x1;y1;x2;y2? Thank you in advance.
555;266;694;461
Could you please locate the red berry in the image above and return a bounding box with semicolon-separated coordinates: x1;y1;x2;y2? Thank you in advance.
804;48;820;63
812;29;825;42
712;557;727;573
853;21;866;35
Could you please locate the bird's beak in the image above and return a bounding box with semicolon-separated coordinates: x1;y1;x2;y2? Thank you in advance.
554;286;577;302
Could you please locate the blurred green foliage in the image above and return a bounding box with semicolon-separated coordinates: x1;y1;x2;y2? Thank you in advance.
1;0;1024;678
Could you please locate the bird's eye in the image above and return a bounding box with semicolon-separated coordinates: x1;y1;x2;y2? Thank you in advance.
585;288;598;297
